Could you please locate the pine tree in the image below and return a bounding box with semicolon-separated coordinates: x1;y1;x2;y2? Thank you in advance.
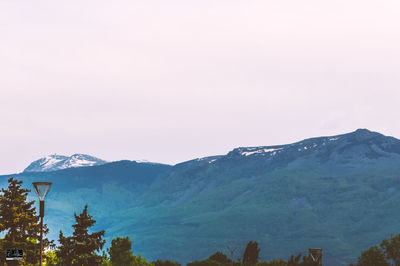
57;204;105;265
0;177;53;264
58;230;74;265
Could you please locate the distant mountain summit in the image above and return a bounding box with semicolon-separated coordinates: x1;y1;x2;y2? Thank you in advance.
224;128;400;169
176;128;400;178
229;128;393;158
23;154;107;172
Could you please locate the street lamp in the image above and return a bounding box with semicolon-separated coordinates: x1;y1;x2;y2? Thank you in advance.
309;248;322;265
32;182;52;266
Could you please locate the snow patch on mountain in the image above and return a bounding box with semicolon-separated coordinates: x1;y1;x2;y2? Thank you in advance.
241;147;283;156
24;154;107;172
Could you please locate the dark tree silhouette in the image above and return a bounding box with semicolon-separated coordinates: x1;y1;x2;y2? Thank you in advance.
152;259;181;266
352;246;390;266
381;234;400;266
187;259;222;266
209;251;231;265
287;254;302;266
242;241;260;265
57;204;105;265
109;236;134;265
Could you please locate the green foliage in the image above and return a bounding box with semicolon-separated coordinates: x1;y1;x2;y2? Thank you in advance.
351;234;400;265
100;260;112;266
45;250;60;266
257;259;287;266
0;178;53;264
0;178;37;242
186;251;239;266
286;254;315;266
209;251;231;265
0;239;39;265
187;259;223;266
152;259;181;266
243;241;260;265
100;250;111;266
131;253;152;266
107;236;152;266
57;204;105;265
109;236;135;265
186;246;289;266
354;246;389;266
381;234;400;265
287;254;302;266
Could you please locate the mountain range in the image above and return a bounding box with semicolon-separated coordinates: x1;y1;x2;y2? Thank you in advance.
2;128;400;265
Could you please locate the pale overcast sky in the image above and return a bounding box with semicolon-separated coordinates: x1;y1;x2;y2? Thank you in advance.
1;0;400;174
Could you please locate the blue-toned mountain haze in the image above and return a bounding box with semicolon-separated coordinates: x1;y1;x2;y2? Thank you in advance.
2;129;400;265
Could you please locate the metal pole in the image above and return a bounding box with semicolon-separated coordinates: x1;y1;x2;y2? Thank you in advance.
40;200;44;266
40;216;43;265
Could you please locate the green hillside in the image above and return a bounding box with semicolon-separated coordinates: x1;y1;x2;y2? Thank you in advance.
2;129;400;265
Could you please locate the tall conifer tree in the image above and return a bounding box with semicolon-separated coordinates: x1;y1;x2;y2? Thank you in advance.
0;177;52;264
57;204;105;265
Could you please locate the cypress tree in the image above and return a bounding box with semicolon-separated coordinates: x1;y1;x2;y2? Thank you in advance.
242;241;260;265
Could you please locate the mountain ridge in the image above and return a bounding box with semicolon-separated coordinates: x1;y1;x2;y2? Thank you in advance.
5;128;400;266
190;128;399;165
21;128;397;174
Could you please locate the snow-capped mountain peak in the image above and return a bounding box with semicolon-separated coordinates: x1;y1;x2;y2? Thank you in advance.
24;154;107;172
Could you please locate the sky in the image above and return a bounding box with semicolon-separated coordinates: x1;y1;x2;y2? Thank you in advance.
1;0;400;174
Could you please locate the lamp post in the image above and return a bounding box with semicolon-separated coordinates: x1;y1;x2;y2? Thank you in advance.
309;248;322;265
32;182;52;266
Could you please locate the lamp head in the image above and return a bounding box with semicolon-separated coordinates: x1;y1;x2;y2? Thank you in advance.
32;182;52;201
